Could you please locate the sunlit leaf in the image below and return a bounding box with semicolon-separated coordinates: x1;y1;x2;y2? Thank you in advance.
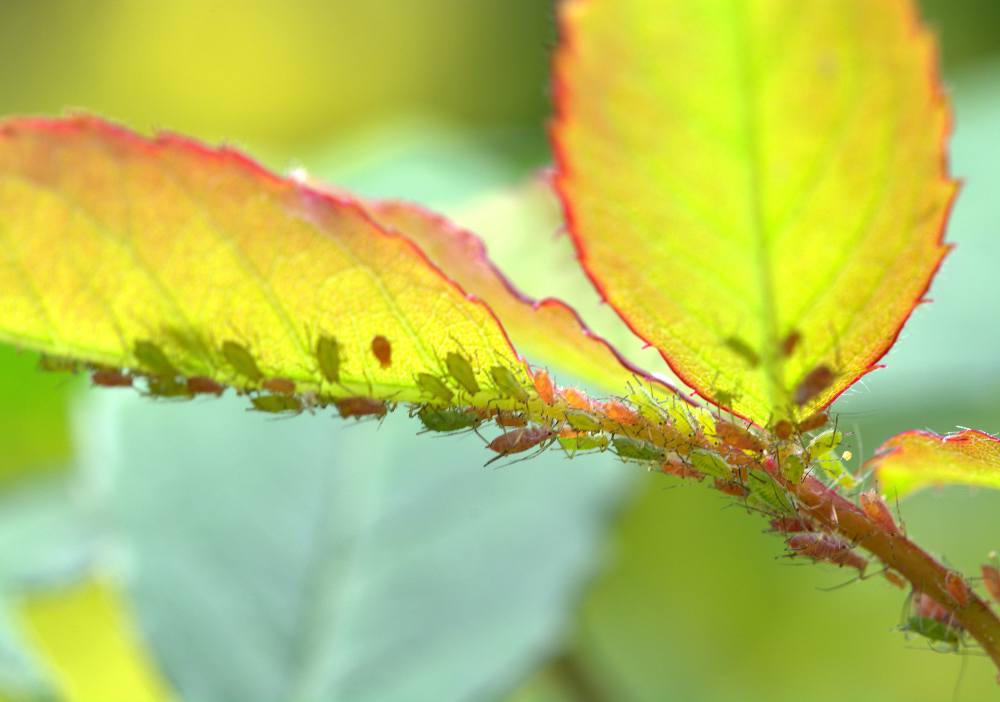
553;0;955;424
367;200;673;396
19;578;175;702
871;429;1000;499
0;116;529;407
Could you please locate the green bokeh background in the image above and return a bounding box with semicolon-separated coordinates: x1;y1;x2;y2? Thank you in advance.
0;2;998;700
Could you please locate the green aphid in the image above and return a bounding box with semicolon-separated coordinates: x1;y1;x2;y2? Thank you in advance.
565;410;602;433
903;616;961;647
689;449;732;479
613;437;664;462
416;373;454;403
808;429;843;456
134;340;178;377
251;394;302;414
723;336;760;367
446;352;479;396
38;355;78;373
417;406;480;433
779;454;806;483
489;366;529;402
558;434;609;454
146;376;192;399
316;336;341;384
222;340;263;382
746;470;793;513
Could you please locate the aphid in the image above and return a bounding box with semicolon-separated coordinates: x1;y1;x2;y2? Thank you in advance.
715;421;764;452
486;426;554;464
91;369;133;388
807;429;842;458
558;429;610;455
371;335;392;369
251;394;302;414
222;340;263;382
780;330;801;357
601;400;640;426
335;396;388;420
903;616;961;648
186;376;225;396
564;409;602;433
612;437;664;462
724;336;759;367
446;352;480;396
913;591;951;623
944;571;971;607
146;376;193;399
778;454;805;483
793;365;835;406
316;336;341;384
787;534;867;575
134;340;178;377
980;564;1000;604
262;377;296;396
660;459;704;481
688;450;733;479
859;491;900;536
560;386;591;411
532;369;555;405
494;411;528;428
38;355;78;373
883;570;906;589
772;419;794;440
768;517;815;533
418;407;480;433
416;373;454;403
489;366;529;402
796;411;828;433
714;478;749;498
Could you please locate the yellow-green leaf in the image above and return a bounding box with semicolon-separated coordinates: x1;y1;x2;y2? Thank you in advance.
18;578;176;702
367;199;675;397
553;0;955;424
0;116;528;407
871;429;1000;499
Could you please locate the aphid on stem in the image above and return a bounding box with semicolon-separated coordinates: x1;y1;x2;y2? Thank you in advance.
485;425;555;466
768;517;815;533
944;571;972;608
981;562;1000;605
494;410;528;428
601;400;640;426
660;459;704;481
335;397;388;421
859;491;900;536
714;478;750;499
532;368;555;405
786;534;867;576
715;421;764;452
796;412;828;433
560;386;591;411
371;335;392;369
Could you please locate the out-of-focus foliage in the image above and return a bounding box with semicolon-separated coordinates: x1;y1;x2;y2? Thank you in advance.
872;429;1000;498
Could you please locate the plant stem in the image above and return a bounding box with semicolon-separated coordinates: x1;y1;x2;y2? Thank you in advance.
791;475;1000;672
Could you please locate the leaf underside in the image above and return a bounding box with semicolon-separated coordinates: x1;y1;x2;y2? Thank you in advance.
871;429;1000;499
554;0;955;425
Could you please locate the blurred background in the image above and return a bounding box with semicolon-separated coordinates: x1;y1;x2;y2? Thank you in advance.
0;1;998;701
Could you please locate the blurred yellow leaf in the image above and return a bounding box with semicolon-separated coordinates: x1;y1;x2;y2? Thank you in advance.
0;116;531;407
19;579;175;702
871;429;1000;499
553;0;955;425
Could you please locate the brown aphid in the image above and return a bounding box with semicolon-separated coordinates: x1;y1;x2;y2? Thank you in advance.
944;571;971;608
532;369;555;405
713;478;749;498
486;426;553;464
262;377;296;396
796;412;828;433
793;365;835;406
495;411;528;428
560;387;591;411
780;330;801;357
883;570;907;589
768;517;815;533
91;369;133;388
787;534;867;575
772;419;794;440
981;564;1000;604
335;396;388;420
186;376;225;396
371;335;392;369
661;459;704;481
859;491;900;536
601;400;640;426
715;421;764;452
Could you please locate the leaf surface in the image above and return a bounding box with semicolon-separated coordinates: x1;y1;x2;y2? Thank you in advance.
0;116;527;405
553;0;955;424
871;429;1000;499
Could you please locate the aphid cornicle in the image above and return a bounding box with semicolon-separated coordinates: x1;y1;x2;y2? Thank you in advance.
251;394;302;414
490;366;530;402
91;369;133;388
262;377;296;396
222;340;263;382
134;340;178;377
186;376;225;396
316;336;341;384
793;365;835;406
446;352;480;396
335;396;388;420
371;335;392;369
416;373;454;403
